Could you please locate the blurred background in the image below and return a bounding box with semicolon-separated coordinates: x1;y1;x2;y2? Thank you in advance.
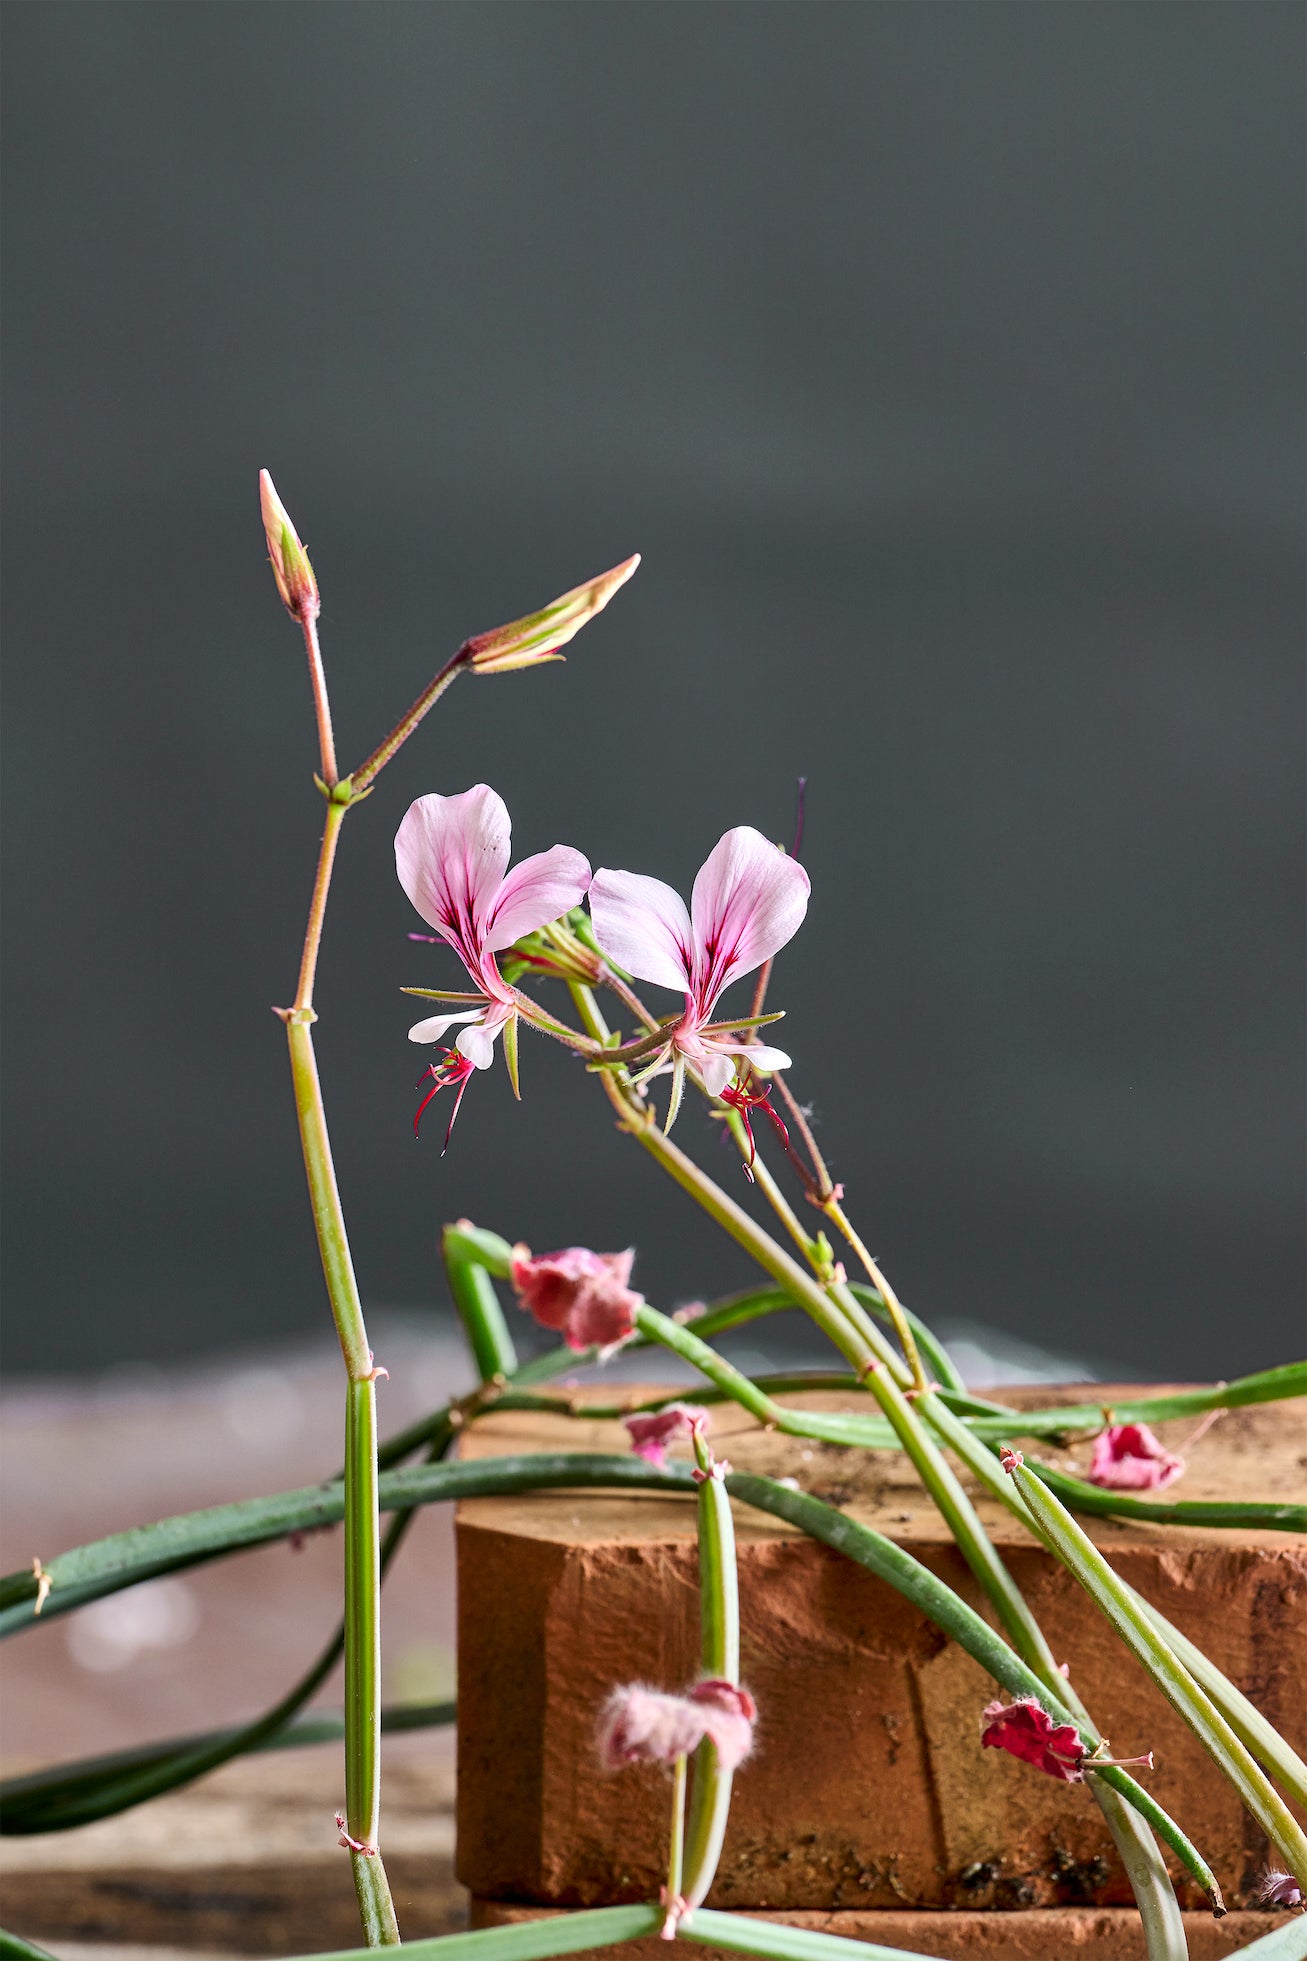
3;1;1303;1389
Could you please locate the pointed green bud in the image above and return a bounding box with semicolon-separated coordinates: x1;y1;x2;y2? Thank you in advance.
460;553;639;675
259;470;320;622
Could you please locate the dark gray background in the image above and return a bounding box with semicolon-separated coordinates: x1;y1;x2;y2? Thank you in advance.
3;2;1303;1380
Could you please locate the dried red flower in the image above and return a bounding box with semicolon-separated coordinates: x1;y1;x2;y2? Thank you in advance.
511;1244;643;1352
1087;1422;1185;1492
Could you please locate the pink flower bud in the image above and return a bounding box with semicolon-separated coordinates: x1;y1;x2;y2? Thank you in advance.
511;1244;643;1352
998;1445;1024;1474
597;1680;757;1772
623;1403;709;1470
259;470;320;622
460;555;640;675
1087;1422;1185;1492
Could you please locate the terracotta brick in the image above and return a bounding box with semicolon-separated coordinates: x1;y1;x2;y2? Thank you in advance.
455;1387;1306;1914
470;1897;1299;1960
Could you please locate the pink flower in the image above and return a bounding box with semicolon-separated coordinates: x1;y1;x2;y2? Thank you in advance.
623;1402;709;1469
981;1697;1153;1784
511;1244;643;1351
597;1679;757;1772
396;787;591;1126
588;827;810;1103
981;1697;1087;1781
1087;1423;1185;1493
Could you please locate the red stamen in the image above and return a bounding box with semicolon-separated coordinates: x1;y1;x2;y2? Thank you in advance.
721;1079;792;1184
413;1049;477;1153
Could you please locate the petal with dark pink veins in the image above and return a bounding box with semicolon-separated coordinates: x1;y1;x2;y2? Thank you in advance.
589;869;695;993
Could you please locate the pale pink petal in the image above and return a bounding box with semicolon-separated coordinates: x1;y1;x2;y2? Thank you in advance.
588;869;694;993
408;1008;485;1044
483;845;593;953
697;1051;736;1099
689;828;810;1011
394;787;512;962
711;1040;792;1075
455;1020;500;1070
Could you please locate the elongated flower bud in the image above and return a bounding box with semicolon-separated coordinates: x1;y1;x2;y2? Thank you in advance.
460;554;639;675
259;470;320;622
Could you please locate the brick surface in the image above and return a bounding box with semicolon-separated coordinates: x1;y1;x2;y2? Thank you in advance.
454;1386;1307;1914
471;1899;1302;1961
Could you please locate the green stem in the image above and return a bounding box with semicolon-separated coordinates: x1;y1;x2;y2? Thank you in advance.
666;1752;688;1911
349;654;464;795
443;1223;519;1380
1006;1455;1307;1883
681;1429;741;1915
1127;1588;1307;1810
727;1473;1221;1915
345;1381;382;1855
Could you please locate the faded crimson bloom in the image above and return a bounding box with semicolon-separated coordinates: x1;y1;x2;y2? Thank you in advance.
1087;1422;1185;1493
981;1697;1088;1782
396;787;591;1129
511;1244;643;1351
597;1679;757;1772
981;1698;1153;1784
623;1402;709;1469
588;827;810;1104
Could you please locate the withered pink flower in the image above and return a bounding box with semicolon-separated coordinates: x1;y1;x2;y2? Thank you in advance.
589;828;810;1106
597;1686;708;1769
981;1698;1153;1784
396;787;590;1134
1255;1869;1303;1908
597;1680;757;1772
688;1679;757;1770
623;1402;709;1469
1087;1422;1185;1493
511;1244;643;1352
981;1698;1088;1782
